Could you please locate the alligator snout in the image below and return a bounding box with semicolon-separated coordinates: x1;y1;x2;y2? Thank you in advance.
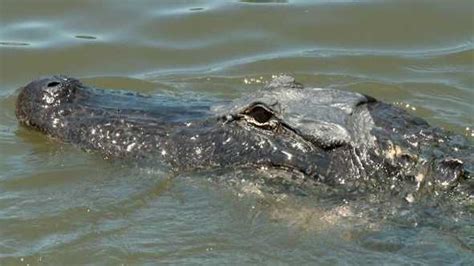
16;75;80;129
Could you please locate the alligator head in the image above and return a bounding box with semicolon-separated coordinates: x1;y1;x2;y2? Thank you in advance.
16;75;472;195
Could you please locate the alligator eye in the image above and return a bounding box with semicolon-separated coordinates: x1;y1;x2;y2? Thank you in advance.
245;104;273;123
241;103;279;129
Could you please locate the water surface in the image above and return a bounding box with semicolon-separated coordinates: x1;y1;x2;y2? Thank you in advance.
0;0;473;264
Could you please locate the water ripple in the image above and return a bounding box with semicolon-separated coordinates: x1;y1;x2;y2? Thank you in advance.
0;41;29;47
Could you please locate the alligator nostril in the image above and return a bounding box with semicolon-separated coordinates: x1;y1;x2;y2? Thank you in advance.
47;81;60;87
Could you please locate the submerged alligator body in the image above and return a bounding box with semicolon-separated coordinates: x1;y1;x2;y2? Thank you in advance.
16;75;473;197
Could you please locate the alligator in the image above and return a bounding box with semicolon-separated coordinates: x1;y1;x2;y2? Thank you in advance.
15;75;473;198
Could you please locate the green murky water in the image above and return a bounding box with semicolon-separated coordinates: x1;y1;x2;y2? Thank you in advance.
1;0;473;264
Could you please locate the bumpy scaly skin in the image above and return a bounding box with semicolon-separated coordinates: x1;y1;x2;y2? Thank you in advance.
16;75;472;197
